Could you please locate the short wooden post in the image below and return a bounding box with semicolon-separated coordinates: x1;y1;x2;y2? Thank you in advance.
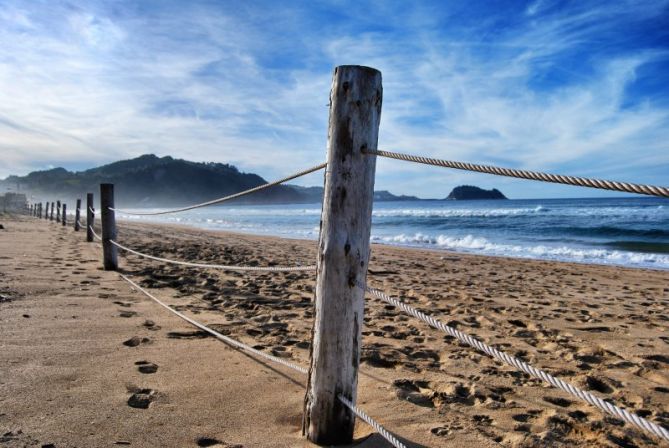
74;199;81;231
303;65;382;445
100;184;117;270
62;204;67;226
86;193;94;242
50;202;55;221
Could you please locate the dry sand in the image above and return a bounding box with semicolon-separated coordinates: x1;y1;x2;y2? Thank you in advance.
1;214;668;447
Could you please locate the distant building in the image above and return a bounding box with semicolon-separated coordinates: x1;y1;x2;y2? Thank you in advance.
0;192;28;212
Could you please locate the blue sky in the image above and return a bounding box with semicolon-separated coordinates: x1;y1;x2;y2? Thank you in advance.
0;0;668;198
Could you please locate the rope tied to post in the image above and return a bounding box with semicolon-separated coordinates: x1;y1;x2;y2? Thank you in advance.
118;273;405;448
365;149;669;198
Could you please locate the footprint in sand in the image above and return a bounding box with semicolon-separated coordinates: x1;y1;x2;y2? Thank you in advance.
143;319;161;331
127;387;156;409
123;336;152;347
118;310;138;318
196;437;243;447
113;301;133;308
135;360;158;374
167;330;209;339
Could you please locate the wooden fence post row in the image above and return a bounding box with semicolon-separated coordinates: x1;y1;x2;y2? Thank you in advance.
100;184;117;270
74;199;82;231
303;65;382;445
86;193;94;242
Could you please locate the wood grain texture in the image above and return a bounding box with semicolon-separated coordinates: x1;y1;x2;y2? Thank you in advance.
86;194;94;242
303;65;382;445
74;199;81;231
100;184;117;270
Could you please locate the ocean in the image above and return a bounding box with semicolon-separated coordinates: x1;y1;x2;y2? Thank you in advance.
115;197;669;270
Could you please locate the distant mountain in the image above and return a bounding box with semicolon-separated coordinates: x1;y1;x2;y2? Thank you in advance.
446;185;507;200
374;190;420;201
0;154;423;206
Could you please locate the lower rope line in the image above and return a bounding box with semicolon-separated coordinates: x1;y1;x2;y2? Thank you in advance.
361;282;669;443
338;395;407;448
119;273;308;374
110;239;317;272
120;275;406;448
89;226;101;240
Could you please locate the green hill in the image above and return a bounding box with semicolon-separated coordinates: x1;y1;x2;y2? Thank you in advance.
1;154;420;206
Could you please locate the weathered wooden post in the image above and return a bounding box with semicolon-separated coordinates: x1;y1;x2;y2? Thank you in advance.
45;202;49;220
62;204;67;226
100;184;117;270
86;193;94;242
303;65;382;445
74;199;81;231
50;202;55;221
56;201;61;222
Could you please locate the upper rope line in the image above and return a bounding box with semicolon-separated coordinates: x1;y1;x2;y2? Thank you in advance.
360;282;669;442
119;273;405;448
109;162;327;216
365;149;669;198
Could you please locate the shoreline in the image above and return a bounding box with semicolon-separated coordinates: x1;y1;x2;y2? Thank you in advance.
2;215;668;447
117;217;669;274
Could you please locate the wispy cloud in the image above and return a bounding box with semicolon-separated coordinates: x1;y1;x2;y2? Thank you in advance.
0;0;667;198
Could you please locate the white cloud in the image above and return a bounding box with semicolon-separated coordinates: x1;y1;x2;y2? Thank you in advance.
0;1;667;199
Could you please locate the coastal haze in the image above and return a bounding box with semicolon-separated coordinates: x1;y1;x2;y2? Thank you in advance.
2;2;669;448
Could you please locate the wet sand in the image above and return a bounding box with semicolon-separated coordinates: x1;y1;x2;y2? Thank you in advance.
1;214;668;447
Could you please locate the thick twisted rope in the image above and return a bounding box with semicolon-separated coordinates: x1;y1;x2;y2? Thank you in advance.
120;274;404;448
361;282;669;442
366;149;669;198
89;225;102;240
337;395;407;448
119;273;309;374
109;162;327;216
110;239;317;272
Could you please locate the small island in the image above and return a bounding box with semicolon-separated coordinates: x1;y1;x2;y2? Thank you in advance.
445;185;507;200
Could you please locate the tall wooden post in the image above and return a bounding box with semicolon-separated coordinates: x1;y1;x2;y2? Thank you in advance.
86;193;94;242
100;184;117;270
74;199;81;231
50;202;55;221
56;201;61;222
303;65;382;445
45;203;49;220
62;204;67;226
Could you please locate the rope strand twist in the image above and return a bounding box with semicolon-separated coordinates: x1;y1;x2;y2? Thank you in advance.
366;149;669;198
360;282;669;442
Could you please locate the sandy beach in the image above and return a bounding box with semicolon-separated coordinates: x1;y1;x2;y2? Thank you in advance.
1;213;668;447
